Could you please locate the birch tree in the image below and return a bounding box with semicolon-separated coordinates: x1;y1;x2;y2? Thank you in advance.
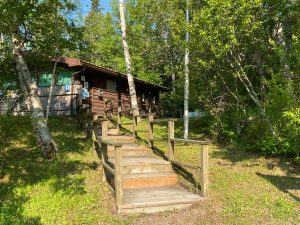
0;0;79;158
183;0;189;139
13;39;58;158
119;0;139;116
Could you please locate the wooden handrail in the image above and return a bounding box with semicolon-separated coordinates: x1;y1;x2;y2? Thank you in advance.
146;116;210;198
119;122;133;125
91;112;124;205
170;138;211;145
133;113;156;118
150;118;177;123
100;139;125;147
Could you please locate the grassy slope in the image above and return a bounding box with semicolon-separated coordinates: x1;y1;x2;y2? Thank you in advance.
0;116;299;225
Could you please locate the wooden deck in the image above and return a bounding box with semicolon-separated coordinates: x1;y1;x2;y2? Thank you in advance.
93;119;205;214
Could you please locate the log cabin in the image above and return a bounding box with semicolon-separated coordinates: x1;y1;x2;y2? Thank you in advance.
36;57;168;116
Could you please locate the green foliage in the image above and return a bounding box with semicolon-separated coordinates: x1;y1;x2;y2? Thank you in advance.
0;116;130;225
0;0;299;161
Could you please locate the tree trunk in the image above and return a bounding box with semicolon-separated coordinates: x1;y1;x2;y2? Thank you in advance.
45;60;57;122
13;40;58;159
275;23;292;80
183;0;189;139
232;53;277;138
119;0;139;116
46;6;59;122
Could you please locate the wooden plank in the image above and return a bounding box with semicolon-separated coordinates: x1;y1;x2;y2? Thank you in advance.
119;122;134;125
121;185;202;208
149;138;167;142
168;120;175;161
115;146;124;206
151;118;177;123
133;116;137;138
200;144;209;198
148;114;154;148
171;138;211;145
109;156;171;166
100;139;124;147
101;120;108;139
103;162;115;175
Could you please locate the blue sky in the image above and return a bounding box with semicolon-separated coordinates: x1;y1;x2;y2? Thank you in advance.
80;0;112;15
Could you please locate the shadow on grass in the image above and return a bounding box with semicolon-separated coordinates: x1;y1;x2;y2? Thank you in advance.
0;116;98;224
151;146;200;191
210;143;300;175
256;172;300;202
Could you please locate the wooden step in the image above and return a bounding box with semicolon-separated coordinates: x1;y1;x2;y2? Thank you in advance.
108;128;119;135
105;135;135;143
108;156;172;174
107;143;152;157
123;172;178;189
118;185;203;214
107;148;152;158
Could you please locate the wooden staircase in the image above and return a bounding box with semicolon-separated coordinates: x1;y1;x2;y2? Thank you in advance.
92;116;206;214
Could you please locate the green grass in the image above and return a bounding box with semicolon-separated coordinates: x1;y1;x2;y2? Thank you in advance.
1;116;299;225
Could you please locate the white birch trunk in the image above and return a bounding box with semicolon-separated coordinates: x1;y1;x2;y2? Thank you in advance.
183;0;189;139
119;0;139;116
13;40;58;159
276;23;292;80
231;53;277;137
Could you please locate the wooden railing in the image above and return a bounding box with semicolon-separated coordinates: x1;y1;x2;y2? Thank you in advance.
91;111;210;199
91;115;125;206
148;117;210;198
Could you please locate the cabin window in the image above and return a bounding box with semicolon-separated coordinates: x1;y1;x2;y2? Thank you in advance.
39;72;52;87
106;80;117;92
38;71;73;87
57;71;72;85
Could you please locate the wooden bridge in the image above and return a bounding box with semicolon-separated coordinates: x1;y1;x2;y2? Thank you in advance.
88;111;210;214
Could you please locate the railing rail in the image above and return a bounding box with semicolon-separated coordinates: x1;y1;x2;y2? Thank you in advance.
91;115;124;205
91;109;210;199
147;116;210;198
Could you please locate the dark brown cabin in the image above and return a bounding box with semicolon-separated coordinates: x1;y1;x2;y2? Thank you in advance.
57;57;169;116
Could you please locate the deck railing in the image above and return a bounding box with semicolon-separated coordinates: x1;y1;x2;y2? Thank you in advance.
91;111;210;200
147;116;210;198
91;115;125;206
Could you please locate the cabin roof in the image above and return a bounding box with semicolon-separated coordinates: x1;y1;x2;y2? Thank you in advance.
57;57;169;92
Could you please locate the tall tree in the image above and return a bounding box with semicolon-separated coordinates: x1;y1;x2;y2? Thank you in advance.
84;0;123;69
183;0;190;139
0;0;80;158
119;0;139;116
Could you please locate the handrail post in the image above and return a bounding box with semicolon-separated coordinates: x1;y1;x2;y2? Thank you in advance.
168;120;175;161
92;113;98;150
200;144;209;198
85;109;92;138
133;114;137;138
117;106;121;130
147;114;154;148
101;142;108;181
101;120;108;139
114;146;123;207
